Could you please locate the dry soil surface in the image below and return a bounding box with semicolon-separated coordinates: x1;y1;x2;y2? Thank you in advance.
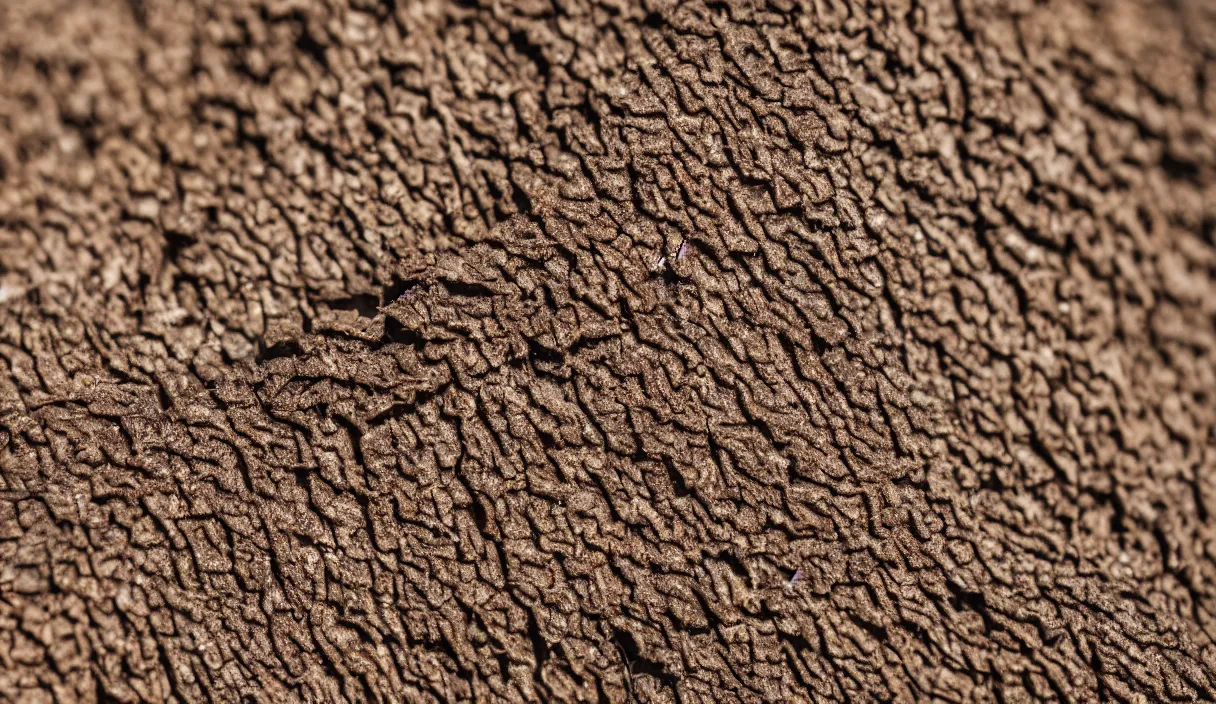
1;0;1215;702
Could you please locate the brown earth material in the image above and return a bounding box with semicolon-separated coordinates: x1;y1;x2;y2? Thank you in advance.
1;0;1215;701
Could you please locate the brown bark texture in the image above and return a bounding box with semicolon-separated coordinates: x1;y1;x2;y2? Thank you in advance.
0;0;1215;701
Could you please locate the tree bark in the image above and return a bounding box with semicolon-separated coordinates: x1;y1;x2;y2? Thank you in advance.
0;0;1214;701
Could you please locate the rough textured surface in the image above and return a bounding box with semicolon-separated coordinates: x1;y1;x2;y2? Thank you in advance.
0;0;1214;701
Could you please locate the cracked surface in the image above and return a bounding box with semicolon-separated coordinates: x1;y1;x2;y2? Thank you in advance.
1;0;1215;701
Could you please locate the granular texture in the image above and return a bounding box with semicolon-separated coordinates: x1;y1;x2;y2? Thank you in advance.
1;0;1214;701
